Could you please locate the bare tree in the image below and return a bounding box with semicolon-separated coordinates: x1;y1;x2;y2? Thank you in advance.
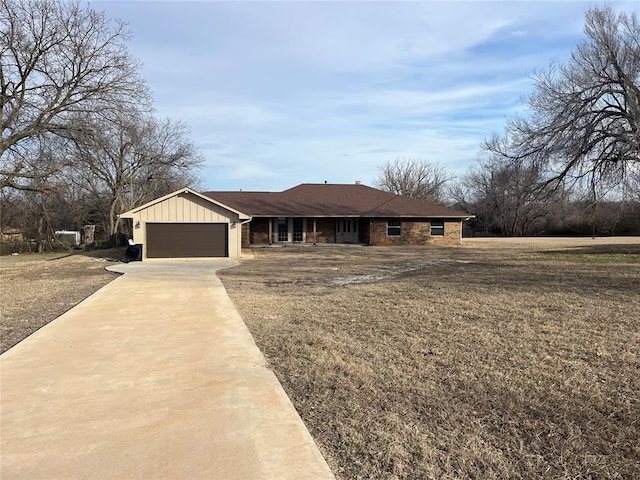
626;164;640;203
0;0;148;191
452;157;562;236
484;6;640;189
375;157;452;204
71;112;203;236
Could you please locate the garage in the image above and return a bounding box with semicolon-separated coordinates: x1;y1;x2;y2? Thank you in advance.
146;223;228;258
119;188;250;260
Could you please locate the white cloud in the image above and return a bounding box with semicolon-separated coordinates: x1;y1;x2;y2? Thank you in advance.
92;0;638;191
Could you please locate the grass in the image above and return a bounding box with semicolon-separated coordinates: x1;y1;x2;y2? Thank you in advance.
0;251;122;353
218;239;640;479
527;242;640;264
534;252;639;263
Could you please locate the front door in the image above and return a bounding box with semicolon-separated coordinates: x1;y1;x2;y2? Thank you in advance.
336;218;359;243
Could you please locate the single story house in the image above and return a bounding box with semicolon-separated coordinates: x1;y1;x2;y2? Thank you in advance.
206;182;472;248
119;183;472;259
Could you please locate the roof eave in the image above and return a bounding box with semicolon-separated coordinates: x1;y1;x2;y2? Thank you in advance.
246;214;473;219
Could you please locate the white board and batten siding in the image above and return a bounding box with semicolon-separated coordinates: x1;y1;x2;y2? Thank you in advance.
136;194;237;224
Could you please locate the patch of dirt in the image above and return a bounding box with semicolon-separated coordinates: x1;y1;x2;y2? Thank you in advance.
330;258;471;286
218;238;640;480
0;252;122;353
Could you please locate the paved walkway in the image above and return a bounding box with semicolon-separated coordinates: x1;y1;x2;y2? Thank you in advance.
1;259;334;479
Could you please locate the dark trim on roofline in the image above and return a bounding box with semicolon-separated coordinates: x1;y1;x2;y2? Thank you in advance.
248;215;474;219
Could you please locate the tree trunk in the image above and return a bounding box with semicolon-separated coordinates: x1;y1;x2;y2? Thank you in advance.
37;215;45;253
83;225;96;250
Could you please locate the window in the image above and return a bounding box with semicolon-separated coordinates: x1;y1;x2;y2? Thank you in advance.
430;220;444;236
277;218;288;242
293;218;304;242
387;218;401;236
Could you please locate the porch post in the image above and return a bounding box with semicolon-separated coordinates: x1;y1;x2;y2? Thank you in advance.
313;218;317;245
268;218;273;245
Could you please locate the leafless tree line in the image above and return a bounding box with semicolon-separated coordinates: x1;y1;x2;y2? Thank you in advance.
0;0;202;248
377;7;639;236
375;155;639;236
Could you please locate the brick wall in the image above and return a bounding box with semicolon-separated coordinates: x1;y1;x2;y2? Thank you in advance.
248;218;270;245
245;217;462;246
369;218;462;246
241;221;250;247
434;221;462;246
359;218;371;245
308;218;335;243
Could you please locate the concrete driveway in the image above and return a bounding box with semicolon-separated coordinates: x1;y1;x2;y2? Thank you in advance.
0;259;334;479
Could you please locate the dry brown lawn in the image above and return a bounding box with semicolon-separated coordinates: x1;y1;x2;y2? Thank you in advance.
219;237;640;480
1;239;638;479
0;251;122;353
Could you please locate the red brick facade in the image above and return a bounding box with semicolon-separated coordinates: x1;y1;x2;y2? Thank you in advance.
249;218;270;244
243;217;463;247
306;218;335;244
367;219;461;246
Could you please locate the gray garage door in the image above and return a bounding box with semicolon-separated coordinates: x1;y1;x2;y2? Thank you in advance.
146;223;228;258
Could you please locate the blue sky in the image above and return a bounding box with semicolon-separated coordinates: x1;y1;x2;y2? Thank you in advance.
93;1;637;192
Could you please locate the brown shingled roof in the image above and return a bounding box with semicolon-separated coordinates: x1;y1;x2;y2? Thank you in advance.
202;183;471;218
